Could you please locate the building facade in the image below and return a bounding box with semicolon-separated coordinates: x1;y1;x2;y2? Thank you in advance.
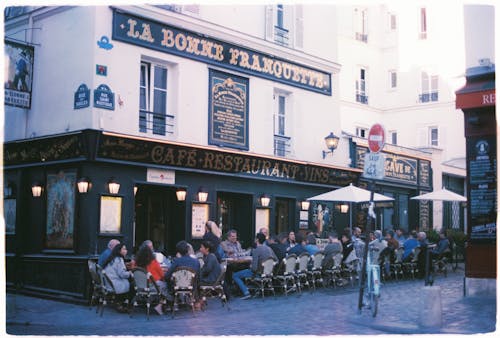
3;3;470;301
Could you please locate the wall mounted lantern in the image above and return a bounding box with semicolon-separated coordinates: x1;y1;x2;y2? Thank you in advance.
322;132;340;159
77;177;91;194
133;185;138;196
107;177;120;194
260;194;271;207
300;200;310;211
340;204;349;213
197;187;208;203
31;182;43;197
176;188;187;201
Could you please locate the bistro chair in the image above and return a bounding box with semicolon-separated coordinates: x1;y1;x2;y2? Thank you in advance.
390;247;405;280
96;264;120;317
130;267;164;320
322;253;342;288
88;259;104;312
307;252;325;290
170;267;197;317
245;257;277;299
403;247;421;279
199;260;229;310
273;254;298;296
295;252;312;293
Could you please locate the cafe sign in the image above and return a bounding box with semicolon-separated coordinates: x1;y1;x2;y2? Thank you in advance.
112;10;331;95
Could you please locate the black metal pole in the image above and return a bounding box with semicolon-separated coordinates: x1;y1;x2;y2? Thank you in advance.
357;180;375;312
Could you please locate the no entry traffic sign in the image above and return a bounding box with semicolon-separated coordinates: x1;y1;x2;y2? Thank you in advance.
368;123;385;153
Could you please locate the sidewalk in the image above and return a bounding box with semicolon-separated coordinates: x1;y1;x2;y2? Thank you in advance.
5;266;497;336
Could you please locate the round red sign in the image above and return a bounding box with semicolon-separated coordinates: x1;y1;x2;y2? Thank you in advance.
368;123;385;153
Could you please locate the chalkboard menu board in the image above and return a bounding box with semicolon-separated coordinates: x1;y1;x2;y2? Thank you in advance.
468;136;496;241
208;69;249;150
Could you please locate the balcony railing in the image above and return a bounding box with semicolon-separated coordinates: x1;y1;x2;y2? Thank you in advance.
274;134;291;157
419;92;438;103
356;94;369;104
355;32;368;42
139;110;175;136
274;26;289;46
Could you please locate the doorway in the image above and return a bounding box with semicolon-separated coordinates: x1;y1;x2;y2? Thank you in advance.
275;197;295;235
134;184;185;256
217;192;253;249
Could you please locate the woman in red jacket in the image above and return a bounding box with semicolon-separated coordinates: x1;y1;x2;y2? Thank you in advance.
135;244;167;315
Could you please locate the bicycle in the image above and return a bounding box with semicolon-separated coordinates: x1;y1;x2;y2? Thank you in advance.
360;245;381;317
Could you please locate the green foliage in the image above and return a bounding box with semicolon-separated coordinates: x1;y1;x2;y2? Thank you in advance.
426;229;440;243
445;229;468;247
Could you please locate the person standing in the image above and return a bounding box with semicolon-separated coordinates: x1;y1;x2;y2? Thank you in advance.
203;221;224;261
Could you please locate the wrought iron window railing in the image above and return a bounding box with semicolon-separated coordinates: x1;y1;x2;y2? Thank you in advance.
274;26;289;46
355;32;368;42
139;110;174;136
356;94;369;104
419;92;438;103
274;134;291;157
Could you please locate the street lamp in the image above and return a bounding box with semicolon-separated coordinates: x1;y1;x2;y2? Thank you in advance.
322;132;340;158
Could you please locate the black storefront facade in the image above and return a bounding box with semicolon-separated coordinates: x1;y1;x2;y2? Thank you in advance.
4;129;363;302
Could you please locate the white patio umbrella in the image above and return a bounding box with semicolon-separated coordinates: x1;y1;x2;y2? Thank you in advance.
411;187;467;202
307;183;394;231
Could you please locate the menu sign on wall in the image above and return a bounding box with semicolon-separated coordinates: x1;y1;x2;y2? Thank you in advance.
208;69;249;150
468;136;497;241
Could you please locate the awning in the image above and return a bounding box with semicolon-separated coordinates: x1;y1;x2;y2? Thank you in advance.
456;79;495;109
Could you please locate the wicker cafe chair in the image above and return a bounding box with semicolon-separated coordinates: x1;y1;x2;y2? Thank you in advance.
245;257;277;299
171;267;197;317
130;267;164;320
88;260;105;312
273;254;298;296
307;252;325;290
295;252;312;292
403;247;421;279
199;260;229;310
390;247;405;280
96;264;120;317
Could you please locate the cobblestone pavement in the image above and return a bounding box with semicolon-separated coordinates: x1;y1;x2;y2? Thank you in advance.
5;266;497;336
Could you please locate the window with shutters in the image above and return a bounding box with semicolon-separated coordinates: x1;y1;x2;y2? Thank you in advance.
139;61;174;136
355;67;368;104
419;71;438;103
419;7;427;39
265;4;303;49
273;91;292;157
354;8;368;42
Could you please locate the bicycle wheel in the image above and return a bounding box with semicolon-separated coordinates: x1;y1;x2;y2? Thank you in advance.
370;291;378;317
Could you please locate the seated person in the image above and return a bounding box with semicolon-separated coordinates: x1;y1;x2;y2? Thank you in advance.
322;231;343;268
98;238;120;266
199;240;222;285
101;243;133;312
232;233;277;300
431;232;451;260
402;231;419;262
269;234;288;261
288;232;307;256
220;229;246;258
304;234;320;255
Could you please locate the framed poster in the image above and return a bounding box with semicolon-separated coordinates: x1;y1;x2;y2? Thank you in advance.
192;203;209;239
4;198;16;234
4;40;34;108
46;170;76;249
208;69;249;150
255;208;270;235
100;196;122;233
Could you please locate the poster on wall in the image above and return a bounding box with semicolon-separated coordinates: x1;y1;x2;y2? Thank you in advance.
311;201;333;235
192;203;209;239
100;196;123;234
46;171;76;249
208;69;249;150
4;40;34;109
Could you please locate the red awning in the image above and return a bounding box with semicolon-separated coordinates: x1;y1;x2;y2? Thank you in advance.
456;79;495;109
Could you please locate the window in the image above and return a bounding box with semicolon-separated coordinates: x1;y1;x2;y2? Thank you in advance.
419;71;438;102
389;70;397;89
389;13;397;30
356;127;368;138
355;8;368;42
356;68;368;104
265;4;303;48
274;92;291;157
139;61;173;136
429;127;438;146
390;131;397;145
419;8;427;39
